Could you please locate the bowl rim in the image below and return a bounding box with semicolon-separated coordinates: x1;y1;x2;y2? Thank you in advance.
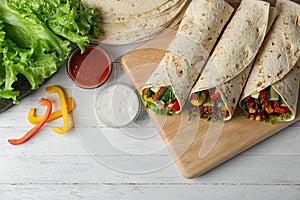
94;81;142;128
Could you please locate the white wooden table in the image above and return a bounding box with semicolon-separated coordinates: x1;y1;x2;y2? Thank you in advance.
0;44;299;200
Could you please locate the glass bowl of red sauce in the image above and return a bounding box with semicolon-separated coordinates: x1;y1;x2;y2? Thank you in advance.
66;44;113;89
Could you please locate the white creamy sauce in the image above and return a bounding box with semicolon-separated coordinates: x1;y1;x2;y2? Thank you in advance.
95;83;140;127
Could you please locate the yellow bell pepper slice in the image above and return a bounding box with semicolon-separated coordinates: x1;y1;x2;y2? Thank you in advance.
142;94;153;103
28;97;75;125
45;85;69;134
190;99;200;106
190;92;207;106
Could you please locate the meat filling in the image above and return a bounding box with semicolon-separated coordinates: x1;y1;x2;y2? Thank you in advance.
190;88;229;121
241;86;292;122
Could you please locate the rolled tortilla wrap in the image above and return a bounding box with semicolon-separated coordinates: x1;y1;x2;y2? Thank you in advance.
190;0;271;121
141;0;234;115
239;0;300;122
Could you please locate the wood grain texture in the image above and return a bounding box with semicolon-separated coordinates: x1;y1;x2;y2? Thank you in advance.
0;62;299;199
0;0;299;198
120;0;300;178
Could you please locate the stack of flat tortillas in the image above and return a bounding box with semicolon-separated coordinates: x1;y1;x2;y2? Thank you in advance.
142;0;234;113
191;0;272;120
240;0;300;121
81;0;192;44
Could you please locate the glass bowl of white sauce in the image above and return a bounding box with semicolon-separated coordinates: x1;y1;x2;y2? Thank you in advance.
95;82;142;128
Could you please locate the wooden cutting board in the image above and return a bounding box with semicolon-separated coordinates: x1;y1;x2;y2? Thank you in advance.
120;0;300;179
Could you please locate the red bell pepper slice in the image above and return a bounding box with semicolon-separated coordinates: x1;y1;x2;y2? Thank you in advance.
260;89;267;101
274;106;290;114
143;89;147;95
191;93;198;100
171;99;180;111
210;89;220;101
8;98;52;145
248;100;254;109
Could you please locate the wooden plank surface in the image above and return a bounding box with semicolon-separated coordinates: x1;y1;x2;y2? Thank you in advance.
0;63;299;199
0;0;299;198
120;0;300;178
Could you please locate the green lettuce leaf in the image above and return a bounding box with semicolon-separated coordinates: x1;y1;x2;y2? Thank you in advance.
7;0;99;52
0;0;99;103
265;112;293;124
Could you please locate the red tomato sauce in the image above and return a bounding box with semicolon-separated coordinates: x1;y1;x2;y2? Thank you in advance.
68;45;111;88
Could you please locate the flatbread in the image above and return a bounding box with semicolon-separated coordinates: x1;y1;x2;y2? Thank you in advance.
82;0;192;44
142;0;234;113
191;0;271;120
240;0;300;121
81;0;185;22
94;0;190;44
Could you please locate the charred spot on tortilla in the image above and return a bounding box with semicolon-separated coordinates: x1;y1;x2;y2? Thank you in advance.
181;24;189;31
284;32;289;40
277;54;282;59
199;28;206;33
276;69;284;77
256;59;263;66
172;56;180;68
246;20;252;26
177;69;183;76
257;82;262;87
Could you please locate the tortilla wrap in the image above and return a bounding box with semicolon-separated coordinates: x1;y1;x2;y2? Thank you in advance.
81;0;186;23
94;0;191;44
141;0;234;114
190;0;271;120
240;0;300;122
82;0;192;44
